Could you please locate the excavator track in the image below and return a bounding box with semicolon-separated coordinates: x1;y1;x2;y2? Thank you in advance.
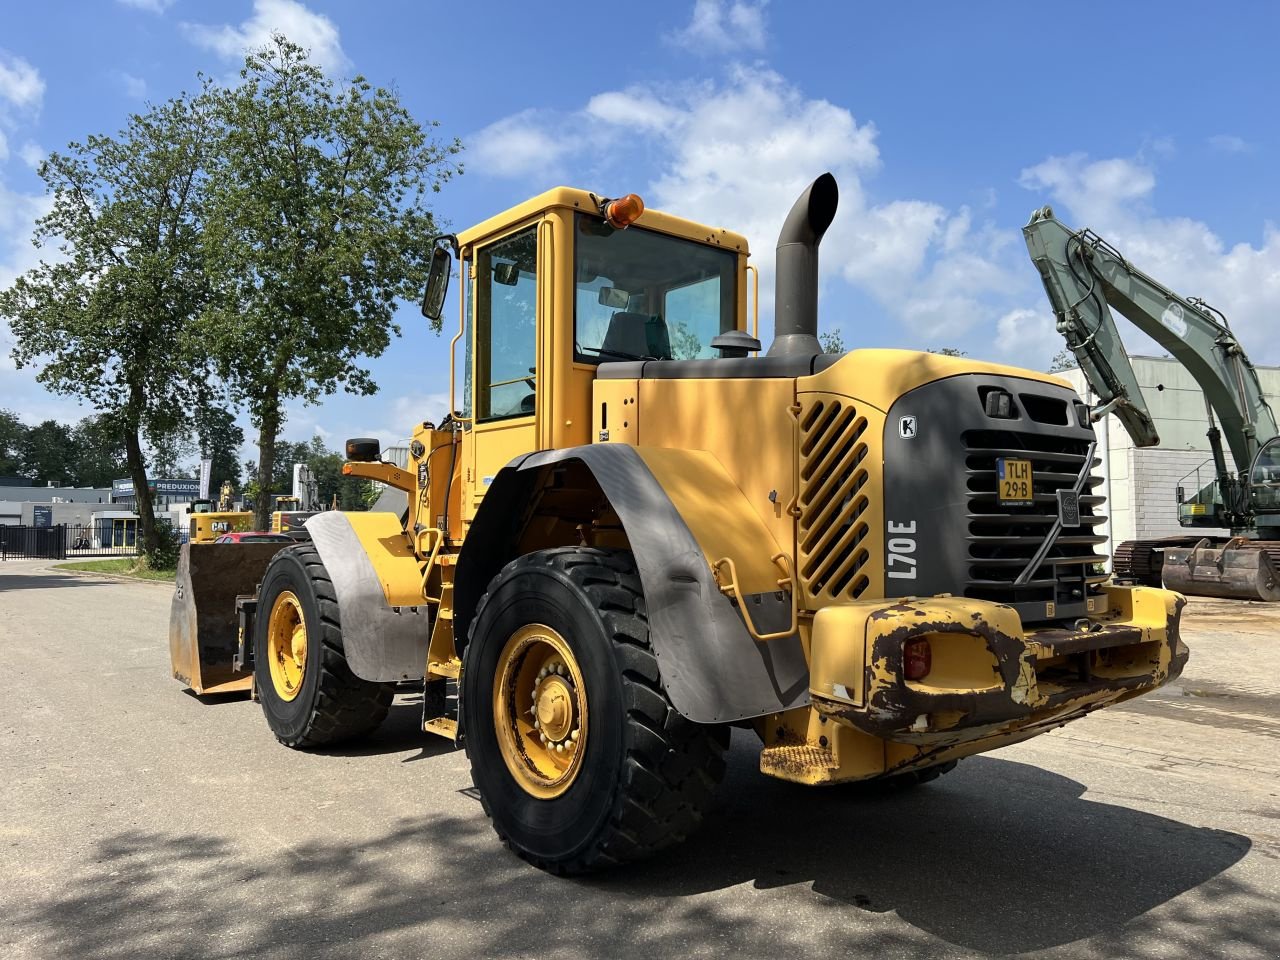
1112;537;1202;588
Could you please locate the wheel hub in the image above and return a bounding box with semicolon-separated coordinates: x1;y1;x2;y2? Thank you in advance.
266;590;307;702
492;625;588;799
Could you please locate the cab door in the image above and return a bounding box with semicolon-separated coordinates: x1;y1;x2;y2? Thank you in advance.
465;220;543;522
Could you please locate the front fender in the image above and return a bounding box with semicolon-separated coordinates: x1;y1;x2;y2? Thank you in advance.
303;511;429;682
455;444;809;724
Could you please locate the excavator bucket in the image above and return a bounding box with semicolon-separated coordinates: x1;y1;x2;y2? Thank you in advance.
169;542;294;695
1161;540;1280;602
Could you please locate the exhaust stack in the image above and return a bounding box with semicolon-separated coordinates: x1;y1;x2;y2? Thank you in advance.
768;173;839;357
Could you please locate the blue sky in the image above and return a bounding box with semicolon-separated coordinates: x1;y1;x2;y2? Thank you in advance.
2;0;1279;460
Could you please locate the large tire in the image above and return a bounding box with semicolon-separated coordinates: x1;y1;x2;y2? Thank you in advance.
253;543;394;748
461;547;728;874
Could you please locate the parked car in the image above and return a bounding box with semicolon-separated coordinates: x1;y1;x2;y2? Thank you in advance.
211;532;295;544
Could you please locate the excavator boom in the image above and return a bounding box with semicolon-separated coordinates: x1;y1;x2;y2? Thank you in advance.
1024;207;1280;601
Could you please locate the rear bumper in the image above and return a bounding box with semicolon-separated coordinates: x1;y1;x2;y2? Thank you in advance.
809;585;1187;747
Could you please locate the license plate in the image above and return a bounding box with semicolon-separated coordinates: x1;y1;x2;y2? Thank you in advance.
997;458;1033;505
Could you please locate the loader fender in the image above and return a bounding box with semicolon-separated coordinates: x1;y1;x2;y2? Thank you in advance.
455;443;809;723
302;511;430;683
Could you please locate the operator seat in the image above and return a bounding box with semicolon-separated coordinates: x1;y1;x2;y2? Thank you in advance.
602;311;672;360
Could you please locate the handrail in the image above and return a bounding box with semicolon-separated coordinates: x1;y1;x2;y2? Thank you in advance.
447;254;473;424
745;262;760;353
712;552;798;642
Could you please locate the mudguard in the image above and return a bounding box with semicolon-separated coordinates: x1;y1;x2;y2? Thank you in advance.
455;444;809;724
303;511;430;682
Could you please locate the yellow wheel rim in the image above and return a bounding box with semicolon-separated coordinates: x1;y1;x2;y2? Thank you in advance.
493;624;588;800
266;590;308;702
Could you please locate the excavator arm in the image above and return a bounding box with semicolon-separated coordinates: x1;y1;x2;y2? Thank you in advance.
1023;207;1277;476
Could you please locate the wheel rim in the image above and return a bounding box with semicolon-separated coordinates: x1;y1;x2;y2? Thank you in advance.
266;590;308;702
492;624;588;799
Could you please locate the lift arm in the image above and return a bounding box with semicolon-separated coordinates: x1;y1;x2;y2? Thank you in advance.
1023;207;1277;477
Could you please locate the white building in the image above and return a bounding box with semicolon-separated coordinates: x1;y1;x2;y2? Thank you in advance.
1059;355;1280;555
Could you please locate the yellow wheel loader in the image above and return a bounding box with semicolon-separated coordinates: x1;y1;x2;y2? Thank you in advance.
171;176;1188;873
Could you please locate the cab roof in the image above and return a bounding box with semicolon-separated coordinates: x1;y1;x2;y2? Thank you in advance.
455;186;751;255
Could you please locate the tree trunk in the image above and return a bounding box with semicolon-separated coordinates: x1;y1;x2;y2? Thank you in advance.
254;397;281;531
123;422;158;557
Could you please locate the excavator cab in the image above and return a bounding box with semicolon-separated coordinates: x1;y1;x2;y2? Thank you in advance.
1250;437;1280;514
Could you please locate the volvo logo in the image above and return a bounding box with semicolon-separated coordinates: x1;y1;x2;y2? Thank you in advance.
899;416;917;439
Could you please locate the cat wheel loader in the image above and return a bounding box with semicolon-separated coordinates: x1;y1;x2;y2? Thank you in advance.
170;176;1188;872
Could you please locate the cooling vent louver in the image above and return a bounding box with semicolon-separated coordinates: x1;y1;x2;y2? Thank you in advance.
798;398;871;601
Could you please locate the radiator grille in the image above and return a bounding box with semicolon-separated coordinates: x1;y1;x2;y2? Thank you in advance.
798;398;871;600
963;429;1108;607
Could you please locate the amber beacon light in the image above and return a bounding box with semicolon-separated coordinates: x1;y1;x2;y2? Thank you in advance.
603;193;644;229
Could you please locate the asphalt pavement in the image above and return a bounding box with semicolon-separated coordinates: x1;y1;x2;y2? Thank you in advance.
2;558;1277;959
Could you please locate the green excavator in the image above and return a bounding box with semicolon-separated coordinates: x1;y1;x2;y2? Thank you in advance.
1024;208;1280;601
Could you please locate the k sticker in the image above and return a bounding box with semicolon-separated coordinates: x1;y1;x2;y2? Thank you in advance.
899;416;917;439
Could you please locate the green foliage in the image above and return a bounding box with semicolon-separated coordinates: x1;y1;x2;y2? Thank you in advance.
144;521;181;571
245;434;374;512
195;405;243;494
1048;347;1077;373
70;413;128;487
0;84;220;553
928;347;968;357
21;420;77;486
819;329;845;354
668;320;702;359
200;36;461;527
0;410;26;476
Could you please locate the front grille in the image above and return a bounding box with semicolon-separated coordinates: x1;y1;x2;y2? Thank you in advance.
798;398;871;602
963;429;1108;609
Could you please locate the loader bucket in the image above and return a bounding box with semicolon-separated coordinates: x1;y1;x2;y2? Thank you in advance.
169;541;294;695
1161;541;1280;602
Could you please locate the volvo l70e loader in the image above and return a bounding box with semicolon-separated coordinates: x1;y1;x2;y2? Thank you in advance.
172;175;1188;873
1025;207;1280;601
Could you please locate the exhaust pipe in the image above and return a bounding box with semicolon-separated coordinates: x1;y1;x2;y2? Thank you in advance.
768;172;839;357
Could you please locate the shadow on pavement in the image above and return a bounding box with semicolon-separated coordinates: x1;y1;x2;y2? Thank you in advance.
13;745;1261;960
0;573;117;591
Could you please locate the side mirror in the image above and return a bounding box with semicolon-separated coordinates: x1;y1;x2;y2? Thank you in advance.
422;244;452;322
493;262;521;286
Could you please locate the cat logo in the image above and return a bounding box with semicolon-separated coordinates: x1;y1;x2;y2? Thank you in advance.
899;416;917;439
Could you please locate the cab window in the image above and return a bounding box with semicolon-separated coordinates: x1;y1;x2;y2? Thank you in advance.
574;214;736;363
475;226;538;422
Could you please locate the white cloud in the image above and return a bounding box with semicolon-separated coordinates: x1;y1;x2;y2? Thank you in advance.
0;129;7;164
1019;153;1156;227
113;71;148;100
115;0;175;12
1208;134;1251;154
17;142;43;170
181;0;349;75
469;110;578;180
669;0;768;53
995;308;1058;362
1019;151;1280;365
470;64;1023;347
0;51;44;111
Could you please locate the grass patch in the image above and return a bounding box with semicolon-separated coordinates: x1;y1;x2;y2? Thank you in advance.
55;558;176;582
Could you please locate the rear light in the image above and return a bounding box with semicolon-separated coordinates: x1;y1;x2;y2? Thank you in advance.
904;638;932;681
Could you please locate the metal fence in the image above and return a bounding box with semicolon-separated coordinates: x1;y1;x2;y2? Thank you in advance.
0;519;172;560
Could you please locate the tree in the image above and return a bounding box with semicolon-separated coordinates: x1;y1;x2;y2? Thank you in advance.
71;413;128;488
0;87;220;559
0;410;27;477
820;329;845;354
194;405;244;495
928;347;968;357
1048;347;1076;373
21;420;76;486
245;435;373;512
202;37;461;529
